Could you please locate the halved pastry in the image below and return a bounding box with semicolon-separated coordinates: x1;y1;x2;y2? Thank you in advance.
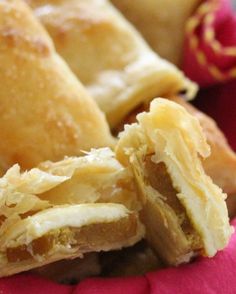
111;0;201;66
0;148;140;225
115;95;236;205
0;148;144;277
0;203;143;277
26;0;197;128
0;0;114;174
116;98;233;265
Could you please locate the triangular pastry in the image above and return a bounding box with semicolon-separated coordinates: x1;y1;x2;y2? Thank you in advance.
26;0;197;128
0;0;114;174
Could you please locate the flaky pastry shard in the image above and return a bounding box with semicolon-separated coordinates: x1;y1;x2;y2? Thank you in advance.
111;0;201;66
38;148;140;211
26;0;197;128
116;98;233;265
0;148;144;277
171;97;236;197
0;0;114;174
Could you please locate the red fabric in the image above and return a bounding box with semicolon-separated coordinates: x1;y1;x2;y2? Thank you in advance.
184;0;236;87
193;82;236;150
183;0;236;151
1;0;236;293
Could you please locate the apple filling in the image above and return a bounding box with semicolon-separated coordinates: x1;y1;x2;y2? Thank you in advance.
5;214;138;263
144;155;203;251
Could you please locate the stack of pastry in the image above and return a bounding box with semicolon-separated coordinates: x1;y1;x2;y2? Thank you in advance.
0;0;235;283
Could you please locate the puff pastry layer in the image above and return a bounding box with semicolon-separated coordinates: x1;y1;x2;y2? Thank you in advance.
0;148;144;277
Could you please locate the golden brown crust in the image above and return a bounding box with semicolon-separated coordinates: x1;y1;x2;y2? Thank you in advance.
0;0;114;174
111;0;201;66
26;0;197;128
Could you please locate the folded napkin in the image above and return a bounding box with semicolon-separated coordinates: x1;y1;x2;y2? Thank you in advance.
183;0;236;150
1;0;236;293
184;0;236;87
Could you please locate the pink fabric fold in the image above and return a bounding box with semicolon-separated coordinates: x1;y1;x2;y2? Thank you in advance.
184;0;236;87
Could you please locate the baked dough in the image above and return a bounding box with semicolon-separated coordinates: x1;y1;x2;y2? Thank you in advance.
111;0;201;66
26;0;197;128
114;96;236;198
0;0;114;174
38;148;140;211
116;98;233;265
0;203;143;277
171;97;236;196
0;148;144;277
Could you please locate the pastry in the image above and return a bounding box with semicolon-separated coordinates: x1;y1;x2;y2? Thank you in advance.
0;203;143;277
116;98;233;265
171;97;236;196
115;96;236;198
111;0;201;66
37;148;140;211
0;151;144;277
0;0;114;174
26;0;197;128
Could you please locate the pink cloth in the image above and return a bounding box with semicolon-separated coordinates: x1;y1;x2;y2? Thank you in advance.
183;0;236;151
184;0;236;87
1;0;236;293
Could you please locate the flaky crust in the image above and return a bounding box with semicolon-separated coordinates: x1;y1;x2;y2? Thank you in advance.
0;0;114;174
0;148;140;234
0;148;144;277
171;97;236;196
26;0;197;128
116;98;232;264
38;148;140;211
111;0;201;66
